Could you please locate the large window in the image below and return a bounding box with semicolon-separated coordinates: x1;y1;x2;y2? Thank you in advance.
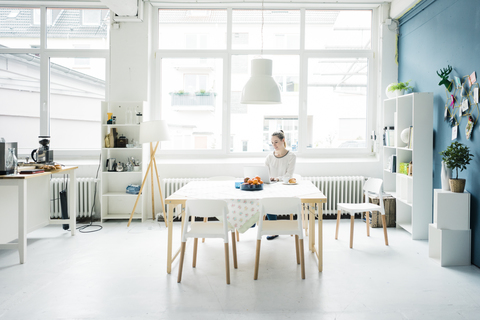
156;7;374;155
0;7;109;153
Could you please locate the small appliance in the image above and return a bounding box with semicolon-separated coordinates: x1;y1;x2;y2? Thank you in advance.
31;136;54;164
0;142;18;175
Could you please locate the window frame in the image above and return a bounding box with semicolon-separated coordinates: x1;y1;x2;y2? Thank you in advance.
0;4;110;156
151;4;379;158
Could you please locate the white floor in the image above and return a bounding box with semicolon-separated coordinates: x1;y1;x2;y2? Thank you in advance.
0;219;479;320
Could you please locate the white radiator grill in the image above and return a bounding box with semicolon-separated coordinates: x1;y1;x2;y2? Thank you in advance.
50;178;97;218
302;176;365;216
163;176;364;217
163;178;208;199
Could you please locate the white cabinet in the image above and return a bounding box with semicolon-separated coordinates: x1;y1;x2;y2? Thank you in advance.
429;190;471;266
100;101;147;221
382;93;433;240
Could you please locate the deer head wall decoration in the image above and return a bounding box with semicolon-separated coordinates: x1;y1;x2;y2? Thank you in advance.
437;65;453;91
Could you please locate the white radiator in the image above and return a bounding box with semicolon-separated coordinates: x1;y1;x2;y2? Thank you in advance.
302;176;365;216
50;178;98;218
163;176;364;217
163;178;208;199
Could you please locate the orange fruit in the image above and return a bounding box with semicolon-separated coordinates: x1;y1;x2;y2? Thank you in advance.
259;180;263;184
252;180;259;185
255;176;261;181
247;179;254;184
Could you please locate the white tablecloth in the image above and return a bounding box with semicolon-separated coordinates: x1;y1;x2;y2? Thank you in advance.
172;180;320;233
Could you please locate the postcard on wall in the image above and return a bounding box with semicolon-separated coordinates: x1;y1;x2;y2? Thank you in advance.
462;98;469;112
469;71;476;87
454;76;462;89
474;87;479;103
452;125;458;140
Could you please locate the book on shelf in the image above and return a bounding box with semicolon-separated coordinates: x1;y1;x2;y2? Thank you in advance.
388;155;397;173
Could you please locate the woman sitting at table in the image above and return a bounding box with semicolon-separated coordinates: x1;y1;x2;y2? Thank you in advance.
264;130;297;240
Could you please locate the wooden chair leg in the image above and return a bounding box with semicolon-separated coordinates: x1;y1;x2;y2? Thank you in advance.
349;214;355;249
231;231;238;269
366;211;370;237
236;229;240;242
177;242;186;283
382;215;389;246
202;217;207;243
192;238;198;267
295;235;300;264
254;239;261;280
299;238;305;280
335;209;341;239
224;243;230;284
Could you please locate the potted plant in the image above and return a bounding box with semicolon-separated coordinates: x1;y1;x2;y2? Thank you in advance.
195;89;209;96
387;80;413;97
439;141;474;193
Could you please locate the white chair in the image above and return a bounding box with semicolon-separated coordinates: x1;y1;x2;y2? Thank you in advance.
203;176;239;242
177;199;237;284
335;178;389;248
254;197;305;280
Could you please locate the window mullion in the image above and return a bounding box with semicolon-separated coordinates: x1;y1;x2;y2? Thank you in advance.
39;6;50;137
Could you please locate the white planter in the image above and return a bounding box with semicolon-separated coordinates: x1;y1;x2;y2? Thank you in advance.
395;89;405;97
441;161;452;191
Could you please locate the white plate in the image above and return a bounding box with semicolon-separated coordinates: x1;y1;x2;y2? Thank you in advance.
283;182;298;185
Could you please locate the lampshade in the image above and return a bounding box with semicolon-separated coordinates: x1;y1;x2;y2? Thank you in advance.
139;120;170;144
240;58;282;104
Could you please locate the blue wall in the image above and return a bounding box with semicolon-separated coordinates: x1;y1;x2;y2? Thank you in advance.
398;0;480;267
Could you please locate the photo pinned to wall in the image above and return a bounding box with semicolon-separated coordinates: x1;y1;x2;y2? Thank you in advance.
462;98;469;113
454;76;462;89
466;115;474;140
468;71;476;87
474;87;479;104
452;125;458;140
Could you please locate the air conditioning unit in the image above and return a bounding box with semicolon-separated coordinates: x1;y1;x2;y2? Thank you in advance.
101;0;144;22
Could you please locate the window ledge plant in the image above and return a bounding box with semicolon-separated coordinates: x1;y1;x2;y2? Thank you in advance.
387;80;413;97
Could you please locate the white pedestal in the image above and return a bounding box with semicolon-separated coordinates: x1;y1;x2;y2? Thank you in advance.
429;224;471;266
434;189;470;230
429;189;471;267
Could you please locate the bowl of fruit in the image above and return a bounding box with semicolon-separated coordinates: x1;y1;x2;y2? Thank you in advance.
240;176;264;191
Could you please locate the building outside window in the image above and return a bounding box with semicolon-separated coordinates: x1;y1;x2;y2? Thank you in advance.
0;7;109;153
156;7;374;155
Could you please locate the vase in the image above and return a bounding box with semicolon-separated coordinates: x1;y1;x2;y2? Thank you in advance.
386;84;396;99
441;161;452;191
449;178;466;193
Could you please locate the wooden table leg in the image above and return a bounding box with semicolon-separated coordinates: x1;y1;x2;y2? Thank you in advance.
309;204;315;252
167;202;175;274
317;202;323;272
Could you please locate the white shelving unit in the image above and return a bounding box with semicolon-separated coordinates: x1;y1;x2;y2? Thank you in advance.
429;189;471;266
382;92;433;240
100;101;147;222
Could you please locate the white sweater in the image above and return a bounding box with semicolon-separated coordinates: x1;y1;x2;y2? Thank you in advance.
265;151;296;182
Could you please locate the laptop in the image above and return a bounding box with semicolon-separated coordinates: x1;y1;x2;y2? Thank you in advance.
243;166;275;184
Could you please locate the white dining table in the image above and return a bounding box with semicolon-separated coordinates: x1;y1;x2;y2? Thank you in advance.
164;180;327;274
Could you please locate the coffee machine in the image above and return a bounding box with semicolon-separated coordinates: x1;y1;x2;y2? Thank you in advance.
31;136;54;164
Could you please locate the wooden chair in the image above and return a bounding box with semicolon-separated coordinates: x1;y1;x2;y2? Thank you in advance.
254;197;305;280
335;178;389;248
177;199;237;284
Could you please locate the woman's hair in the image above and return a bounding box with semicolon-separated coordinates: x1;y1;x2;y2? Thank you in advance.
272;130;286;147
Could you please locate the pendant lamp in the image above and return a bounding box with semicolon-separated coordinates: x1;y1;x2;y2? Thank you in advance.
240;1;281;105
241;58;281;104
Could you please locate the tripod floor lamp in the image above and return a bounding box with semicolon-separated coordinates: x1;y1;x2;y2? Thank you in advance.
127;120;170;227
